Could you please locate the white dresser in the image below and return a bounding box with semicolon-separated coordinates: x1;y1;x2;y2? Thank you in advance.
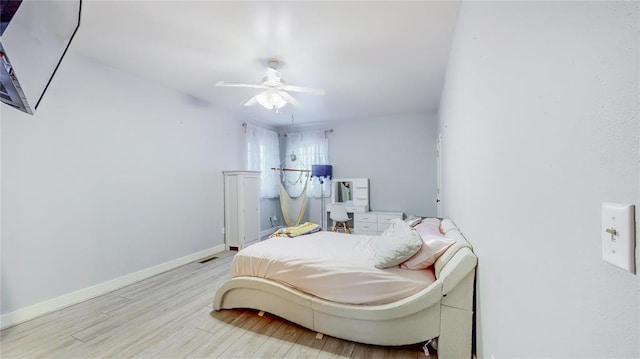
223;171;260;250
353;211;404;235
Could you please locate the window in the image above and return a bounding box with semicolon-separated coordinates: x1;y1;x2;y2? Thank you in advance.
284;130;329;198
245;123;280;198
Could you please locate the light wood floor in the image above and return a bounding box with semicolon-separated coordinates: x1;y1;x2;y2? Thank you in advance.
1;251;431;358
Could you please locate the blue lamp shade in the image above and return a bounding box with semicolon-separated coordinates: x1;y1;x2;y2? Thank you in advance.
311;164;333;179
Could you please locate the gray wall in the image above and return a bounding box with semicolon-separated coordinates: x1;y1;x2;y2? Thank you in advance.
271;113;438;227
439;2;639;358
260;198;281;232
1;53;244;315
327;113;438;217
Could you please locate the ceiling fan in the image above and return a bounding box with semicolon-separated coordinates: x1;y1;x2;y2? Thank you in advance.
216;60;324;111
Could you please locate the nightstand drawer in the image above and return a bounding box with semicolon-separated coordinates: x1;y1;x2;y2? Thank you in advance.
354;213;377;223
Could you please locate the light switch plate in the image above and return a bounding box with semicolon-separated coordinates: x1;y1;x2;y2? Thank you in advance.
602;202;636;273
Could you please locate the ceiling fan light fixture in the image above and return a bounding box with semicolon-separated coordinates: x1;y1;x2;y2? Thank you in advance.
217;59;324;111
256;91;287;110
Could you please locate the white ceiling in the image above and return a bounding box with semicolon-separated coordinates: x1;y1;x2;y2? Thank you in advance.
71;1;460;126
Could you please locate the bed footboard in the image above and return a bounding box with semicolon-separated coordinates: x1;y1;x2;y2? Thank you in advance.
214;276;444;346
214;277;315;329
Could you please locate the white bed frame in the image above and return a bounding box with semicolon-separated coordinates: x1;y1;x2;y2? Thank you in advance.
213;220;477;359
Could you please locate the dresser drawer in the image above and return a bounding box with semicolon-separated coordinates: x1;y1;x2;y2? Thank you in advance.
377;214;403;224
377;223;393;233
344;205;367;213
354;230;378;236
354;222;377;233
354;213;377;223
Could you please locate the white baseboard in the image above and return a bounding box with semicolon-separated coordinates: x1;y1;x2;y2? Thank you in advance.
0;244;225;330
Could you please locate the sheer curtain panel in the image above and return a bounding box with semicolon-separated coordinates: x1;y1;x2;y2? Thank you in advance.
245;123;280;198
284;131;330;198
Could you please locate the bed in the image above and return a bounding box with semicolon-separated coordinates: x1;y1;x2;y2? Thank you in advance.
213;219;477;359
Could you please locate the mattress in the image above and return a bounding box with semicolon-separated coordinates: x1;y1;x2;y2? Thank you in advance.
231;231;436;305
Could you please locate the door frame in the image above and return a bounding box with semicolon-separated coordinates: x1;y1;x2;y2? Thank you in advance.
436;133;442;217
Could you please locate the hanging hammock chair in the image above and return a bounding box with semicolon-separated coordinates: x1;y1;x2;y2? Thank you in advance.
273;168;310;227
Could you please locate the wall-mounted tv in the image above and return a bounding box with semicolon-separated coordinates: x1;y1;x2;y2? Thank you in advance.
0;0;81;114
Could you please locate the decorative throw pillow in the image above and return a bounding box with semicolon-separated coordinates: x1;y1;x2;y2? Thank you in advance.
413;218;442;237
373;219;423;269
400;232;455;270
404;215;423;228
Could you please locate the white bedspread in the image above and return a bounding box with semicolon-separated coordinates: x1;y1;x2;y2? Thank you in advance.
231;231;436;305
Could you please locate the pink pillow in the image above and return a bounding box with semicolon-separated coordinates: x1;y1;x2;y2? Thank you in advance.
401;222;455;270
413;218;442;237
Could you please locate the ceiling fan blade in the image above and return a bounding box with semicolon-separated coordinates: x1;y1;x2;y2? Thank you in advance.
278;91;301;108
282;85;325;95
216;81;265;89
242;95;259;107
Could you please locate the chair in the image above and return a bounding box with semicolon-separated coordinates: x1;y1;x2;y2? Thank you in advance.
330;203;351;233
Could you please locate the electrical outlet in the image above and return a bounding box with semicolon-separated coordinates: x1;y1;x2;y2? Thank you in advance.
220;227;225;234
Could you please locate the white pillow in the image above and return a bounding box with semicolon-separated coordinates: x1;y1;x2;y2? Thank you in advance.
373;219;423;269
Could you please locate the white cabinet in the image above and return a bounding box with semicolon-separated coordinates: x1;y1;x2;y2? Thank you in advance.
223;171;260;250
354;211;404;235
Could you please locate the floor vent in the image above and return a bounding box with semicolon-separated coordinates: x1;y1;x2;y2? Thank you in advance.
198;256;219;264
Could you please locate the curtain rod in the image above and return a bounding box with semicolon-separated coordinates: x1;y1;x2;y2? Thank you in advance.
271;167;311;173
241;122;278;130
284;129;333;137
243;123;333;136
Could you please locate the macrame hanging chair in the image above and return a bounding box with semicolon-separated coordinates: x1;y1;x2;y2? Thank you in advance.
275;167;310;227
276;114;313;227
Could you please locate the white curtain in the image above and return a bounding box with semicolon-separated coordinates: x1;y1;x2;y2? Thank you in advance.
245;123;280;198
284;130;330;198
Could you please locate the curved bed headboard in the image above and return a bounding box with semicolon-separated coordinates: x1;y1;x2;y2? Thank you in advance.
430;219;477;358
435;219;474;278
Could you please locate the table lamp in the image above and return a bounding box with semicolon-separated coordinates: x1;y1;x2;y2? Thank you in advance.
311;165;333;230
